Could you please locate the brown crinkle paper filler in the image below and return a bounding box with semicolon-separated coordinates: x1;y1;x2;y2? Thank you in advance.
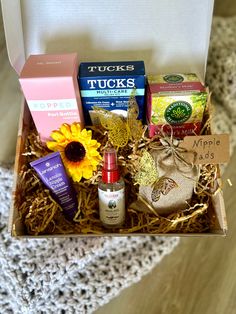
14;94;220;235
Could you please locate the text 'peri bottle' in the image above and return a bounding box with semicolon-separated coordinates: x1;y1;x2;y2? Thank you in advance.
98;147;125;228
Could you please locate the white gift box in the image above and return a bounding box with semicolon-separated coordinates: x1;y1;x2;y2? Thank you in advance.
1;0;227;237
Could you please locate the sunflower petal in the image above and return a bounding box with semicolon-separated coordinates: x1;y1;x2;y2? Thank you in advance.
79;158;90;167
50;130;65;142
88;149;100;157
71;171;82;182
90;139;100;146
71;123;81;137
81;128;91;139
46;141;61;151
60;124;72;139
82;167;93;179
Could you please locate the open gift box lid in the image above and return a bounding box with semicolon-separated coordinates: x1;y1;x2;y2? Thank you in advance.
2;0;214;81
1;0;227;236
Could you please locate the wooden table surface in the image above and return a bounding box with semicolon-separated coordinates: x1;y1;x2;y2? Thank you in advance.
1;1;236;313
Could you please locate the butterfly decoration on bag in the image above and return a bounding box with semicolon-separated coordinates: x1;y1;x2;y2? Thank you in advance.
134;150;178;202
92;88;145;148
151;176;178;202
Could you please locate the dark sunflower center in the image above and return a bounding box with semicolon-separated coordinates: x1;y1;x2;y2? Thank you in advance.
64;141;86;162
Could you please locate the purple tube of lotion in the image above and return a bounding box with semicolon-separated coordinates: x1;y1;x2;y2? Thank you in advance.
30;152;78;221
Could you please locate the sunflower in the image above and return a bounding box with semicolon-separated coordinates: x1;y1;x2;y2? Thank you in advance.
47;123;101;182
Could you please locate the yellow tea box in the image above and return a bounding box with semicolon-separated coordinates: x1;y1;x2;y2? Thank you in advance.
146;73;207;138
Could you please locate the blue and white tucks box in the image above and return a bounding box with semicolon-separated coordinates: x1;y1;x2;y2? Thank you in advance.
79;61;145;124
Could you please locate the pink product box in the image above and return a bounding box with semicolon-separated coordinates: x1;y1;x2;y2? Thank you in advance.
19;53;84;142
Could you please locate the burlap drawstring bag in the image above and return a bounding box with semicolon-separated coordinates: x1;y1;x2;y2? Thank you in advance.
139;136;198;215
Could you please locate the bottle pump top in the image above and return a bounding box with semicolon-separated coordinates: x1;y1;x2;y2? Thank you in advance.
102;148;120;183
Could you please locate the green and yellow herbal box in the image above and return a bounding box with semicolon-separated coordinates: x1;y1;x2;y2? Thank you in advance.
146;73;207;138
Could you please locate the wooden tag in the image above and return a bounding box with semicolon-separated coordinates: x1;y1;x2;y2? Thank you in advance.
180;134;230;164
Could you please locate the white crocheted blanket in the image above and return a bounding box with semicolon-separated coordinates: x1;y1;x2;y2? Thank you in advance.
0;16;236;314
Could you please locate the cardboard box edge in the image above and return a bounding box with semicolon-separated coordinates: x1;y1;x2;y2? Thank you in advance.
8;99;27;234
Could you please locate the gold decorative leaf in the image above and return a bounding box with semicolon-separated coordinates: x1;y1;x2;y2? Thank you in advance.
134;151;158;186
93;107;129;148
93;89;144;148
127;89;144;142
109;121;130;148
